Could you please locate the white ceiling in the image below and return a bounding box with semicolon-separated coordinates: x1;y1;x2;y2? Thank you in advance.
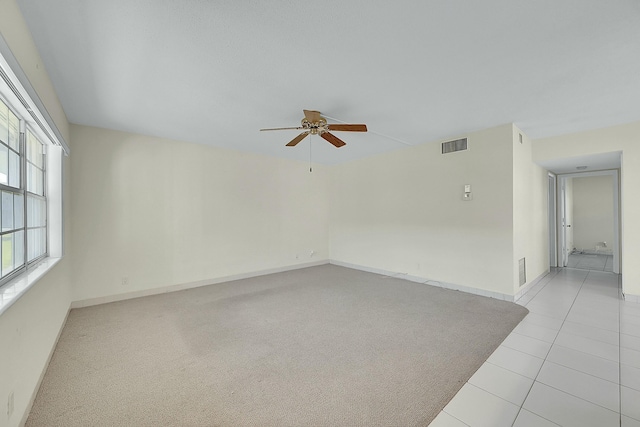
15;0;640;165
536;151;622;175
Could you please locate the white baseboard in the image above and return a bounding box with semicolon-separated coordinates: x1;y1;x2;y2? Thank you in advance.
623;293;640;303
71;260;329;309
69;259;558;313
71;259;548;309
329;260;516;301
514;270;551;301
572;249;613;256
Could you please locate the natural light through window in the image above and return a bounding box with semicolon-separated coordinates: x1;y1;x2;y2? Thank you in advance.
0;98;48;284
0;44;67;313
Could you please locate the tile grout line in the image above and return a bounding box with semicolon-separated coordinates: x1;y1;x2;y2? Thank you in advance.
439;408;470;427
436;269;560;426
463;382;526;413
618;272;623;427
538;356;618;385
485;357;542;378
510;268;591;426
438;269;562;426
546;338;619;363
530;380;620;415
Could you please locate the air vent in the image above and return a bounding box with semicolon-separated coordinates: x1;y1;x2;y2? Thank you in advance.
518;258;526;287
442;138;468;154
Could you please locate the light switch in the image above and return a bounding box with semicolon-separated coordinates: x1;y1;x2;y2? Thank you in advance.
463;184;472;201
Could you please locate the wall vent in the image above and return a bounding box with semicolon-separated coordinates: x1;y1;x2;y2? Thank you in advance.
518;258;527;287
441;138;468;154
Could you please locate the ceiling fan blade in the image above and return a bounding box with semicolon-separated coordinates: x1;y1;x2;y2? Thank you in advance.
320;132;346;148
303;110;322;123
327;124;368;132
286;132;310;147
260;126;305;131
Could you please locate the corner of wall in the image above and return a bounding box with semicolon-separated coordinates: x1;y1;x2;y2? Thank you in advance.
512;125;550;295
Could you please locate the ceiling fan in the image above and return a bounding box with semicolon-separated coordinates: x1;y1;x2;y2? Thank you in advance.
260;110;367;148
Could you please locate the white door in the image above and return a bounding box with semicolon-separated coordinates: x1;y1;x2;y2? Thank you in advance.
548;174;557;267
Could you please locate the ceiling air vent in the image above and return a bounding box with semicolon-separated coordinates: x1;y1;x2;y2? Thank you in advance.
442;138;468;154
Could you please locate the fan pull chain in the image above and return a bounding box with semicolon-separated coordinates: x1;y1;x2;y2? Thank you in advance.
309;135;313;172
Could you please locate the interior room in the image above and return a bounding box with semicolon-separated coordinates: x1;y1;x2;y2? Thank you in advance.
1;1;639;426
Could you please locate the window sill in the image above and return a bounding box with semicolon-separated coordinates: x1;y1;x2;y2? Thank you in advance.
0;257;62;316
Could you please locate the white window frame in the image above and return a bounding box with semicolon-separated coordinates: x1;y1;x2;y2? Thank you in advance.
0;35;67;315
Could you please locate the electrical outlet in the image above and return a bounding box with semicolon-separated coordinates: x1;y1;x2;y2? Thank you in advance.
7;391;14;418
122;277;129;286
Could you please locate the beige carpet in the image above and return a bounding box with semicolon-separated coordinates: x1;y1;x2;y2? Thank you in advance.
27;265;528;426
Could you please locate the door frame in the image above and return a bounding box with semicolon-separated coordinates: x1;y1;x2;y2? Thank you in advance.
557;169;620;274
548;173;557;267
557;176;568;267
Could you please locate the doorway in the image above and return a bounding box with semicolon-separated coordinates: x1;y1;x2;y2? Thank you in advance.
555;170;619;273
548;174;557;267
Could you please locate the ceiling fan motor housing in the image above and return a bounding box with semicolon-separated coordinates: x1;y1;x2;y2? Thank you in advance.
302;117;327;135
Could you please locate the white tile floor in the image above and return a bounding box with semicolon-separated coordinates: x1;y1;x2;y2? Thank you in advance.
430;268;640;427
568;252;614;272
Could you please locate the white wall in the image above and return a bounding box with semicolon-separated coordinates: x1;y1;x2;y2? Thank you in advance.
533;120;640;298
0;1;72;426
571;175;614;253
512;126;549;294
70;125;329;304
0;236;71;427
329;124;518;296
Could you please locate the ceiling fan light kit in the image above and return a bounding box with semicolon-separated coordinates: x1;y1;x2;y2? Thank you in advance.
260;110;367;148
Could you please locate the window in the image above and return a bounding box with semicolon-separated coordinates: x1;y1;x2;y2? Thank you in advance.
0;98;48;284
0;41;66;311
26;130;47;262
